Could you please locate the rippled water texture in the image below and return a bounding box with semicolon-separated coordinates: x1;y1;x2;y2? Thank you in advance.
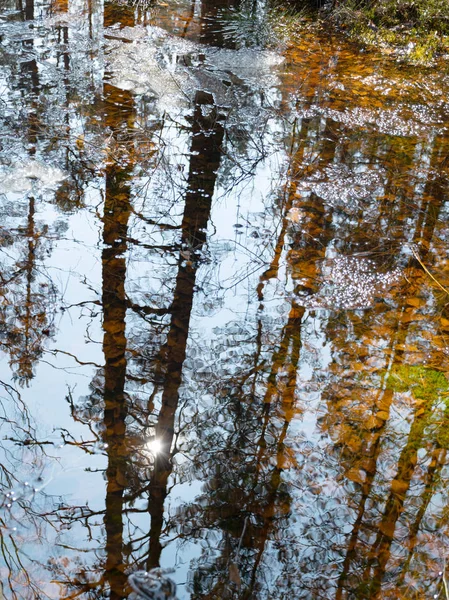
1;0;449;597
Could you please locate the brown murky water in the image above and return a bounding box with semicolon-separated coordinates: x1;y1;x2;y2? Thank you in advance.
1;0;449;597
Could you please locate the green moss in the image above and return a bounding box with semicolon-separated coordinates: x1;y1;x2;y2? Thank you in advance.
386;365;449;401
323;0;449;62
408;35;439;63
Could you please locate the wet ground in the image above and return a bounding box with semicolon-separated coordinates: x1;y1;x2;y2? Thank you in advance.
1;0;449;598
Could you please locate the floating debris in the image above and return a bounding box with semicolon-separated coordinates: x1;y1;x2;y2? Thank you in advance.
301;255;401;310
0;160;67;194
105;25;283;105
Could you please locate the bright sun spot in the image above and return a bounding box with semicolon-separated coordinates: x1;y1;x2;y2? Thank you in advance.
146;438;162;455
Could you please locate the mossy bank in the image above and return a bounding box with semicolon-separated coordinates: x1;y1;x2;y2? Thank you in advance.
294;0;449;63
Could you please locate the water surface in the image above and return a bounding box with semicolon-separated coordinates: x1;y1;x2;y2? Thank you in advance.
1;0;449;598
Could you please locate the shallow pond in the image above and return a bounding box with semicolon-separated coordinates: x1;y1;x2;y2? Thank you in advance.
1;0;449;598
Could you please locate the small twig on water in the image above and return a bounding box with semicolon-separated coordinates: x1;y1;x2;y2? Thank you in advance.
235;516;248;560
409;244;449;296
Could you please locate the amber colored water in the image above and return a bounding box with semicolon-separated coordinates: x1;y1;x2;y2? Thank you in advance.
1;0;449;597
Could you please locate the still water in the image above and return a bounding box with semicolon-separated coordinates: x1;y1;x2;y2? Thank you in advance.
1;0;449;597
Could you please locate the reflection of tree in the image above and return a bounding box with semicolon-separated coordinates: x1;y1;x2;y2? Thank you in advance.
199;0;241;47
0;0;55;385
170;114;336;599
0;377;61;599
319;133;449;598
0;192;59;385
361;367;448;598
52;71;226;600
0;0;106;383
101;147;134;599
0;0;114;594
168;89;449;597
4;0;449;598
145;89;225;571
174;295;305;598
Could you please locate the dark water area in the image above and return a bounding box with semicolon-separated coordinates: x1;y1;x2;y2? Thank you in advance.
1;0;449;597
